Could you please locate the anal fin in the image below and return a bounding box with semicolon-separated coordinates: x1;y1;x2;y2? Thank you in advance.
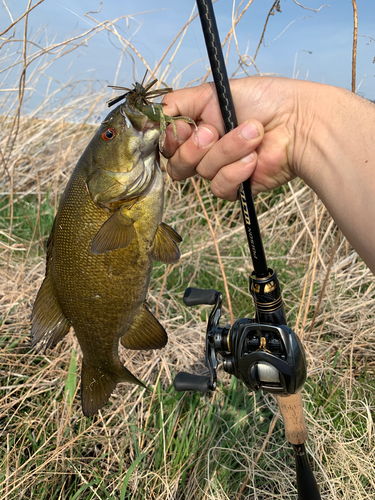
81;360;146;416
91;209;134;255
121;303;168;350
31;274;71;350
151;222;182;264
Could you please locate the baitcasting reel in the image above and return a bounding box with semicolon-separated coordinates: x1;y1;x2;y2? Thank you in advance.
174;287;307;396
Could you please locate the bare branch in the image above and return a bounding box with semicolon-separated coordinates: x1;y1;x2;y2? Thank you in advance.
292;0;331;12
253;0;280;62
0;0;45;37
352;0;358;93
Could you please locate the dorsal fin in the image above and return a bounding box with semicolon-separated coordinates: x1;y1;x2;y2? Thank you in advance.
31;273;71;350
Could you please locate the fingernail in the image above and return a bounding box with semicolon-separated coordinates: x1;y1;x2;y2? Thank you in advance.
241;152;254;164
176;125;191;143
240;121;259;141
195;126;215;147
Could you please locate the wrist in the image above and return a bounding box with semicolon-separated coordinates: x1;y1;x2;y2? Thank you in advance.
289;80;332;183
292;81;375;271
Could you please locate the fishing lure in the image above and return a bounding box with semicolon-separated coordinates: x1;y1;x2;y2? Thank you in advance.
107;74;197;147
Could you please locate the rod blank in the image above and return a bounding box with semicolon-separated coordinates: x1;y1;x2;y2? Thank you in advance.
196;0;269;278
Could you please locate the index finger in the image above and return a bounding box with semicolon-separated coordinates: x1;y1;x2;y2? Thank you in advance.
162;83;225;134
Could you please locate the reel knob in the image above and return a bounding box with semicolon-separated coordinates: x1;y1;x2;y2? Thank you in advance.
183;287;219;306
173;372;213;392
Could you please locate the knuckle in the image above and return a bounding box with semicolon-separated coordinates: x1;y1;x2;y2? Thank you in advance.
216;130;254;159
196;159;214;180
216;139;233;158
210;178;230;200
168;152;196;181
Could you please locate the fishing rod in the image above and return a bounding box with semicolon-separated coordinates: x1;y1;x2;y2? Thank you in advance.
173;1;321;498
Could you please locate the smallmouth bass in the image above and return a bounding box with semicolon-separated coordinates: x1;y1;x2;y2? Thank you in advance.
31;81;192;416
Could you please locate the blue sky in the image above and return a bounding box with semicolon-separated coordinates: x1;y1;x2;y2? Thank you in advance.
1;0;375;113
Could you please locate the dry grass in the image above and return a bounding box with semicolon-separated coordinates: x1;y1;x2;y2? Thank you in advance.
1;2;375;499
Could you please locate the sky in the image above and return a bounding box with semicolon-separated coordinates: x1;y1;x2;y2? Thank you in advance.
1;0;375;115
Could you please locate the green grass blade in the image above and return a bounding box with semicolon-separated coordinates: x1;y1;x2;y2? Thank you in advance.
64;348;77;406
70;481;97;500
120;452;147;500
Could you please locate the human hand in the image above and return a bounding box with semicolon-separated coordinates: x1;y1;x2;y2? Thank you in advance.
162;77;375;274
162;77;304;200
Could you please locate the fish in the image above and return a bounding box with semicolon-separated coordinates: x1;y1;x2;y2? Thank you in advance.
31;80;193;416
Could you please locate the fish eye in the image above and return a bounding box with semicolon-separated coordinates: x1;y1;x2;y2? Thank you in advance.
102;127;116;141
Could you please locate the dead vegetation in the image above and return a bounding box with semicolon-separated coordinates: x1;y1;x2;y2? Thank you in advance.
1;1;374;499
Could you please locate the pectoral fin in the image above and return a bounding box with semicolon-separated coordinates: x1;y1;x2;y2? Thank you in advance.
91;209;134;254
31;274;71;350
121;303;168;350
151;222;182;264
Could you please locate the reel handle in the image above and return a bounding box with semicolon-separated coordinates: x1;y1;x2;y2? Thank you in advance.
175;287;222;391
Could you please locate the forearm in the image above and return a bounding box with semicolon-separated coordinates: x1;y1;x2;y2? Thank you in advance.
295;83;375;272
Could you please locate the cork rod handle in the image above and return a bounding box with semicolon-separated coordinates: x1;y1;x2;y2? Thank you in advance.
276;392;308;445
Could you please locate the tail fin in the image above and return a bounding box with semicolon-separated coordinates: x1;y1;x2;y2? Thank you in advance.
81;360;146;416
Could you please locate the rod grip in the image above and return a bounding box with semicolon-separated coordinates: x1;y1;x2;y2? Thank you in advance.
276;392;308;445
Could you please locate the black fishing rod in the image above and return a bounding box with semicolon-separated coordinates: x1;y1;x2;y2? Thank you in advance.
173;1;321;499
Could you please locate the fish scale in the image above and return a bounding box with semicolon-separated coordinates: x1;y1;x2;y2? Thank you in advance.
31;83;187;416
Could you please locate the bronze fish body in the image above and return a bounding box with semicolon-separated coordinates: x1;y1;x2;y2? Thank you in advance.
31;87;182;416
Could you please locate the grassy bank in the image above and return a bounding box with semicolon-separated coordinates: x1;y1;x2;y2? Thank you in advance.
1;2;375;499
